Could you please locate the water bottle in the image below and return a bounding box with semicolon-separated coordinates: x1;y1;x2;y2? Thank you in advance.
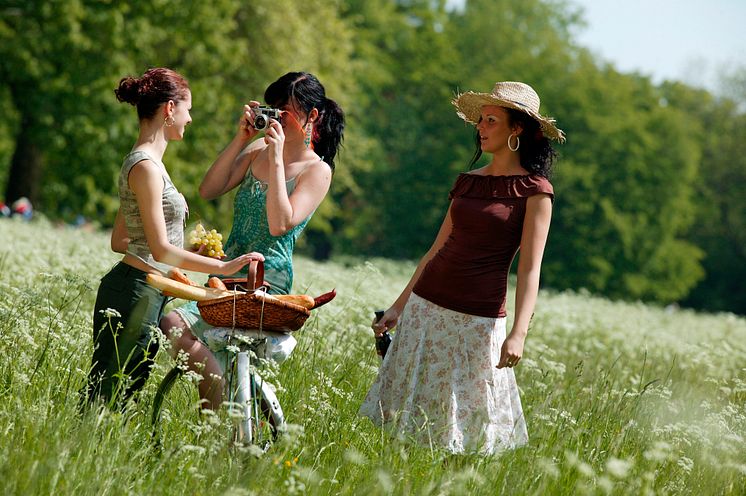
374;310;392;358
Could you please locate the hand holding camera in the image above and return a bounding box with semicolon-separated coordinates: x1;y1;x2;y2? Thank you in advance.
252;105;282;131
236;102;285;162
237;102;282;142
263;116;285;165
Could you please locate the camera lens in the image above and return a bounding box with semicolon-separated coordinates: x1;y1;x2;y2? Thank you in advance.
254;114;268;130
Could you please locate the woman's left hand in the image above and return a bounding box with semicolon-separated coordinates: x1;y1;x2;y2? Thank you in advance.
497;332;526;369
264;118;285;166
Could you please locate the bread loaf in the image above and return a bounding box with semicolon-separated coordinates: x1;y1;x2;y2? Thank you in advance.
168;268;198;286
146;273;243;301
275;294;315;309
208;277;228;291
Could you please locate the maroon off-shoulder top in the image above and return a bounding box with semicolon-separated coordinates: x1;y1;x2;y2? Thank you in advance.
412;173;553;318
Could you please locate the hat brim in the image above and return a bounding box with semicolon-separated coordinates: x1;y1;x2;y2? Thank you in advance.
452;91;566;143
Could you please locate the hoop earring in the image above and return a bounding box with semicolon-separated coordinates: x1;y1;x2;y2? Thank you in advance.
304;122;313;149
165;115;175;127
508;134;520;152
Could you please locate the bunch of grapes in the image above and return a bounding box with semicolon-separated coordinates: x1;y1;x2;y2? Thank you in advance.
188;223;225;259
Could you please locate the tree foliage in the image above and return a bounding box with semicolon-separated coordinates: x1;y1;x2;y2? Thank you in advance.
1;0;744;312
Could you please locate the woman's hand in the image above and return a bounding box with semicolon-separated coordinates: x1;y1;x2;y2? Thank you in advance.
264;118;285;166
372;306;401;337
236;102;261;143
216;252;265;275
496;331;526;369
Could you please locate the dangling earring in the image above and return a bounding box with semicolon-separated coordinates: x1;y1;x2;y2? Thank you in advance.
165;115;175;127
304;122;313;149
508;133;520;152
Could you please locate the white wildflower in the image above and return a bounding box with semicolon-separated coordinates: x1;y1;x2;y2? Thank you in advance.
168;326;184;339
643;441;672;462
237;443;265;458
180;445;206;455
606;457;633;478
342;448;367;465
99;308;121;318
537;457;560;478
183;370;203;384
677;456;694;474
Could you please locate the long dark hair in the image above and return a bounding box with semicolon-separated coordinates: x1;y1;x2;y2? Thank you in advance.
115;68;190;121
264;72;345;171
467;108;557;178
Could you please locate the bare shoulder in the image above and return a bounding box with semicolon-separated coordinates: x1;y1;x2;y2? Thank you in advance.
239;138;268;160
297;158;332;181
128;158;161;179
128;159;164;193
527;191;553;202
525;193;553;217
465;165;489;176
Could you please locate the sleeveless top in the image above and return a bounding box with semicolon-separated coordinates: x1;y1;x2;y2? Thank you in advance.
412;173;554;318
119;150;187;273
221;165;312;294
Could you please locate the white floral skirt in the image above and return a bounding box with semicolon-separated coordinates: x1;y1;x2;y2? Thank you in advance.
359;293;528;454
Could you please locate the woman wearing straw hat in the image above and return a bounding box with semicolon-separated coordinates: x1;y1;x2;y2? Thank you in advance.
359;81;565;454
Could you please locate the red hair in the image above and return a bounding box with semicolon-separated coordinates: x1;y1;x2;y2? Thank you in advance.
115;68;190;120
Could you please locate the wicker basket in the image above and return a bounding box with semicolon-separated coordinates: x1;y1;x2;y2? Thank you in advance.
197;260;310;332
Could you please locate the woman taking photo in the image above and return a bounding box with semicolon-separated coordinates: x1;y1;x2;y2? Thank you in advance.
359;81;565;454
86;68;261;408
160;72;345;409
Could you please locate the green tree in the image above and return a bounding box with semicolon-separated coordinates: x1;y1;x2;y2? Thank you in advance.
0;0;360;249
0;0;245;221
541;60;704;303
664;79;746;313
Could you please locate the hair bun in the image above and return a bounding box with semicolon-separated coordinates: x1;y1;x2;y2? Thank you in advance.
115;76;141;105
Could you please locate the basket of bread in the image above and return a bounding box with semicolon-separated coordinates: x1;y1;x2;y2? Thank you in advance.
146;260;335;332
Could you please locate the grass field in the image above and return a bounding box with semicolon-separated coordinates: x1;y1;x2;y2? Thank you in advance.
1;218;745;495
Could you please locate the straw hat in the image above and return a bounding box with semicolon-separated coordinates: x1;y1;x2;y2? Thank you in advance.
452;81;565;142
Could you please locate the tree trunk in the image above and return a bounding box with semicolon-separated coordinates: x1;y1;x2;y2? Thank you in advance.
4;114;43;207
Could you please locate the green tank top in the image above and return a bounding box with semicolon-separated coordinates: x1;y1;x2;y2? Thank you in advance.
221;166;312;294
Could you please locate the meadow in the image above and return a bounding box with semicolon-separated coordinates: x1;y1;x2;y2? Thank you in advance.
1;218;745;495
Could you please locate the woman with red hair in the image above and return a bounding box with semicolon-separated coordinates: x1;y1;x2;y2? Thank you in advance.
85;68;261;408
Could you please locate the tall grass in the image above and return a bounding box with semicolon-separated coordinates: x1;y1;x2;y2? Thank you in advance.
1;218;744;495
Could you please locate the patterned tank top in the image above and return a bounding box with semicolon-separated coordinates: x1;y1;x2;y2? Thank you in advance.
221;166;312;294
119;150;187;273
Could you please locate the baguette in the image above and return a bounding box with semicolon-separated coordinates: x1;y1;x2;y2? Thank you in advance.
208;277;228;291
274;294;315;310
312;289;336;309
168;268;198;286
146;273;243;301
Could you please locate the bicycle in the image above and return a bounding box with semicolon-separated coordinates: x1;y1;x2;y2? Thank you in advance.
148;261;325;450
149;261;308;449
151;325;295;449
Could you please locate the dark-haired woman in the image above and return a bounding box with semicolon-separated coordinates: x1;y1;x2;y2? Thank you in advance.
160;72;345;409
86;68;262;408
359;81;565;454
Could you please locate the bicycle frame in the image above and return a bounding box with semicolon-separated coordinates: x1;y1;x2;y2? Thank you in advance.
221;338;284;444
152;327;291;447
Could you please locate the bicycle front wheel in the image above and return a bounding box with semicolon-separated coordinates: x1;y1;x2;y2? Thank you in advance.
225;352;285;448
150;366;201;450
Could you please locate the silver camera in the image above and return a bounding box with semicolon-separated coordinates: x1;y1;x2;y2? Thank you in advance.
252;105;281;131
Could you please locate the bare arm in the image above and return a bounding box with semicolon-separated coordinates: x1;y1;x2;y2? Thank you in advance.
199;138;264;200
262;120;332;235
110;207;129;254
199;104;263;200
373;205;454;335
266;159;332;236
129;160;261;275
497;193;552;368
